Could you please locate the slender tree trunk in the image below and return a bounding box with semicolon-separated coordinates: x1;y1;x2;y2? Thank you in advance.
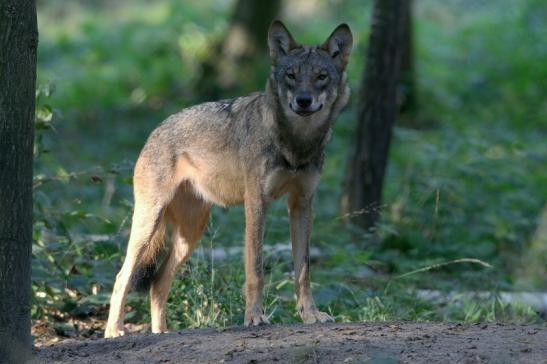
399;0;416;116
228;0;282;55
197;0;282;99
0;0;38;361
341;0;405;229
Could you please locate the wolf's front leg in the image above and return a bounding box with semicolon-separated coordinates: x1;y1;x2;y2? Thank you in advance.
243;185;270;326
288;193;334;324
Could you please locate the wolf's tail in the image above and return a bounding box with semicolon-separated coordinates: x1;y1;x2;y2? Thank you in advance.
130;216;167;293
132;263;157;293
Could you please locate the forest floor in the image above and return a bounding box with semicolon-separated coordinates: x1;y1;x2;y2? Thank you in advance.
32;322;547;363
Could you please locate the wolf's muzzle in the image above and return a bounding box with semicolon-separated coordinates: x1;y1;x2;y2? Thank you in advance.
290;101;323;116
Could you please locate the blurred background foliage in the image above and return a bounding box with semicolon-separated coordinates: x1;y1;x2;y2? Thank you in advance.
32;0;546;339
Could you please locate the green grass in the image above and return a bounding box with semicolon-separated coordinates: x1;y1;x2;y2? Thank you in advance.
32;0;547;335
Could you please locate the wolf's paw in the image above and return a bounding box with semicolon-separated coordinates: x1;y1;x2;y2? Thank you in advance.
151;328;170;334
104;325;125;338
244;312;270;327
300;308;334;324
151;321;169;334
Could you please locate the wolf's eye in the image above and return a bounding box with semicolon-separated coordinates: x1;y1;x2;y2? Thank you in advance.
317;74;328;81
286;72;296;80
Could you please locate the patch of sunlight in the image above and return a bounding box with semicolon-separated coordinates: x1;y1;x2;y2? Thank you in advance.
178;24;210;62
130;88;147;105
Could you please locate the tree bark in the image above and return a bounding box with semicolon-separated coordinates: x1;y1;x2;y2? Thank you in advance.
0;0;38;361
341;0;405;229
197;0;282;99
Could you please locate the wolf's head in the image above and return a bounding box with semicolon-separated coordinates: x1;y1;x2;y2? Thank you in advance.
267;21;352;120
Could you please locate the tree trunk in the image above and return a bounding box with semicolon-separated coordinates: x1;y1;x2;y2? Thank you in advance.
197;0;282;99
0;0;38;361
398;0;416;116
341;0;405;229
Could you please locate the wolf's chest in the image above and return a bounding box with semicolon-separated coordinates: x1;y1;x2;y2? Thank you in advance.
263;167;320;201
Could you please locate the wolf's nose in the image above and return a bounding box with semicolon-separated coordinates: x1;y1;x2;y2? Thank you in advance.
296;94;312;108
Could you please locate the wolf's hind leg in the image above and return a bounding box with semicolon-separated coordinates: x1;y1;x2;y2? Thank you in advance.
150;184;211;333
105;201;166;338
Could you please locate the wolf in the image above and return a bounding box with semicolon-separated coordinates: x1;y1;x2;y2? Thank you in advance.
104;20;352;338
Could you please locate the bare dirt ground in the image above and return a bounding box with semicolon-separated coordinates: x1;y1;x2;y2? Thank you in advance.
33;322;547;363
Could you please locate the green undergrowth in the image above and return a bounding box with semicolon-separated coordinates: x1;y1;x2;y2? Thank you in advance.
32;0;546;336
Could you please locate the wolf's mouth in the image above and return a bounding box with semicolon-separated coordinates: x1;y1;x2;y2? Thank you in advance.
290;103;323;117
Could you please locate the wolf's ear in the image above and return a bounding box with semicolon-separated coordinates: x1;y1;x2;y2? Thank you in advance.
321;24;353;69
268;20;298;65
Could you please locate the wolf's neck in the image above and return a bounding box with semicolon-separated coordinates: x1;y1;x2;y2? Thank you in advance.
264;81;331;169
